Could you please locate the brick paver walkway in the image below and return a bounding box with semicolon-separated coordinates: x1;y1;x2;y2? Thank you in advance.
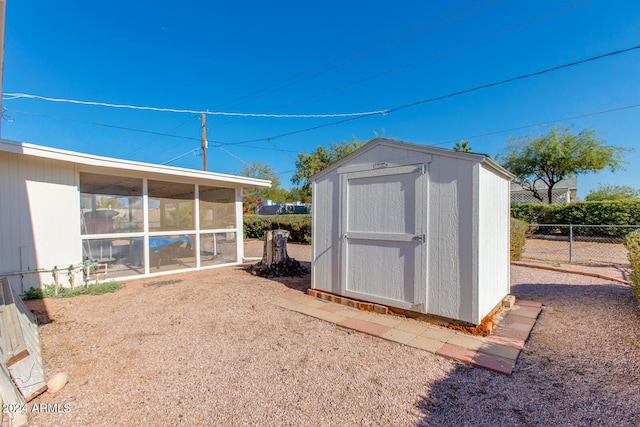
276;289;541;375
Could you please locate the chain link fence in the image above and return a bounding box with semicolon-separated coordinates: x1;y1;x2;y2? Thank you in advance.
521;224;640;266
511;191;569;204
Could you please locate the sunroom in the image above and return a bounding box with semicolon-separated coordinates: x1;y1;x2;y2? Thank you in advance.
0;140;270;294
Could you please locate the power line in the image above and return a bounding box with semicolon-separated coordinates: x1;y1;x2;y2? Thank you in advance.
223;44;640;146
211;0;489;109
124;114;200;157
2;107;297;152
243;0;592;121
224;114;371;146
4;108;208;141
161;148;201;165
216;146;247;165
7;38;633;137
5;44;638;152
210;0;505;130
2;93;387;118
163;102;640;167
212;0;499;111
430;103;640;146
386;45;640;115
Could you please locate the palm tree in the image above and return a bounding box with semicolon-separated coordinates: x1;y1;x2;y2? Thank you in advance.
453;140;472;152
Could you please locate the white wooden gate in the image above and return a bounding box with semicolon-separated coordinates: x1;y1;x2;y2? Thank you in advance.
339;160;428;311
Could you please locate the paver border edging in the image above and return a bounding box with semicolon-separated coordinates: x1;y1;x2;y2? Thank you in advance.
277;289;542;375
511;261;631;285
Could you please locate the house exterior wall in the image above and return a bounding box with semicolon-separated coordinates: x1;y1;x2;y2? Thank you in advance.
510;178;576;204
477;164;511;324
0;141;269;295
0;151;81;293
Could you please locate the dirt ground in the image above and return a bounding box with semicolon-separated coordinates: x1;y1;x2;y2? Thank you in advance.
23;242;640;426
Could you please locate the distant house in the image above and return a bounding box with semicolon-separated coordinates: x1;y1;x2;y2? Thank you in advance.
256;201;310;215
510;177;577;204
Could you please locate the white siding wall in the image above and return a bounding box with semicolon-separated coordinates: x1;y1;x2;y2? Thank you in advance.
425;154;475;323
477;164;511;323
311;174;341;293
0;152;80;293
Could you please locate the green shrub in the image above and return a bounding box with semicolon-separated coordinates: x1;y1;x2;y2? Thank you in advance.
547;200;640;224
624;229;640;301
243;214;312;243
511;202;553;224
510;218;533;261
511;200;640;238
23;281;123;300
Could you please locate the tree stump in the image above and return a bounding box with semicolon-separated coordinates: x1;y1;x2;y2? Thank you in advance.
246;230;310;277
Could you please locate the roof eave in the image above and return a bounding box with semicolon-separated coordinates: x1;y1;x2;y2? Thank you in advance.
0;139;271;188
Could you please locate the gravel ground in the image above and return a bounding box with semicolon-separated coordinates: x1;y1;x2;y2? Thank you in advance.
24;243;640;426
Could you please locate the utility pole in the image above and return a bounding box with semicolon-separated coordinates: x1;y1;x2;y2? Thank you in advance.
201;113;207;171
0;1;7;137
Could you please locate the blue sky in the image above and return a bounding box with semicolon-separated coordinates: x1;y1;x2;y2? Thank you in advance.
2;0;639;197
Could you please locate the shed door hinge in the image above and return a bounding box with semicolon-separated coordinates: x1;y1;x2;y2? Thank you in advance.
413;234;425;243
414;164;425;174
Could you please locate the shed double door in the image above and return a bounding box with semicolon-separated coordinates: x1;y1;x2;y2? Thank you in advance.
340;162;427;312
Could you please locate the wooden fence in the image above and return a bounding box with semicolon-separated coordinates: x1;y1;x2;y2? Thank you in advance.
0;277;47;426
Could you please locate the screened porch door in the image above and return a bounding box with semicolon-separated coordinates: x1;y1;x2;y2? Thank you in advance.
340;162;427;311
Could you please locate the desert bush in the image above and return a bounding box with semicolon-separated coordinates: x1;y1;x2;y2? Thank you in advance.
624;229;640;301
510;218;533;261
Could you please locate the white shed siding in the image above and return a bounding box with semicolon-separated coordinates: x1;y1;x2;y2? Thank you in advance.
425;154;476;323
477;164;511;322
311;138;513;325
0;151;80;292
311;173;341;294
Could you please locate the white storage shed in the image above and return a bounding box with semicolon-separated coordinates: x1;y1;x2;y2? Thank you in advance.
311;138;514;325
0;140;270;295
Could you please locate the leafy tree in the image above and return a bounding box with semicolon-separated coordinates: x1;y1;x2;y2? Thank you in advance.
241;162;281;188
500;126;631;204
285;187;312;203
453;140;472;152
266;188;290;203
585;184;640;201
240;162;286;202
291;136;368;195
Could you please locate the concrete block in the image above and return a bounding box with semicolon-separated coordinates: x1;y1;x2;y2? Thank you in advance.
502;295;516;309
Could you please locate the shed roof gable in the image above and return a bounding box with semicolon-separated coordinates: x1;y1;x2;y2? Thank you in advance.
311;138;514;181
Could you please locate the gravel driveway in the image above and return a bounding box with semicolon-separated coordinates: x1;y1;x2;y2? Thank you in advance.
25;243;640;426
